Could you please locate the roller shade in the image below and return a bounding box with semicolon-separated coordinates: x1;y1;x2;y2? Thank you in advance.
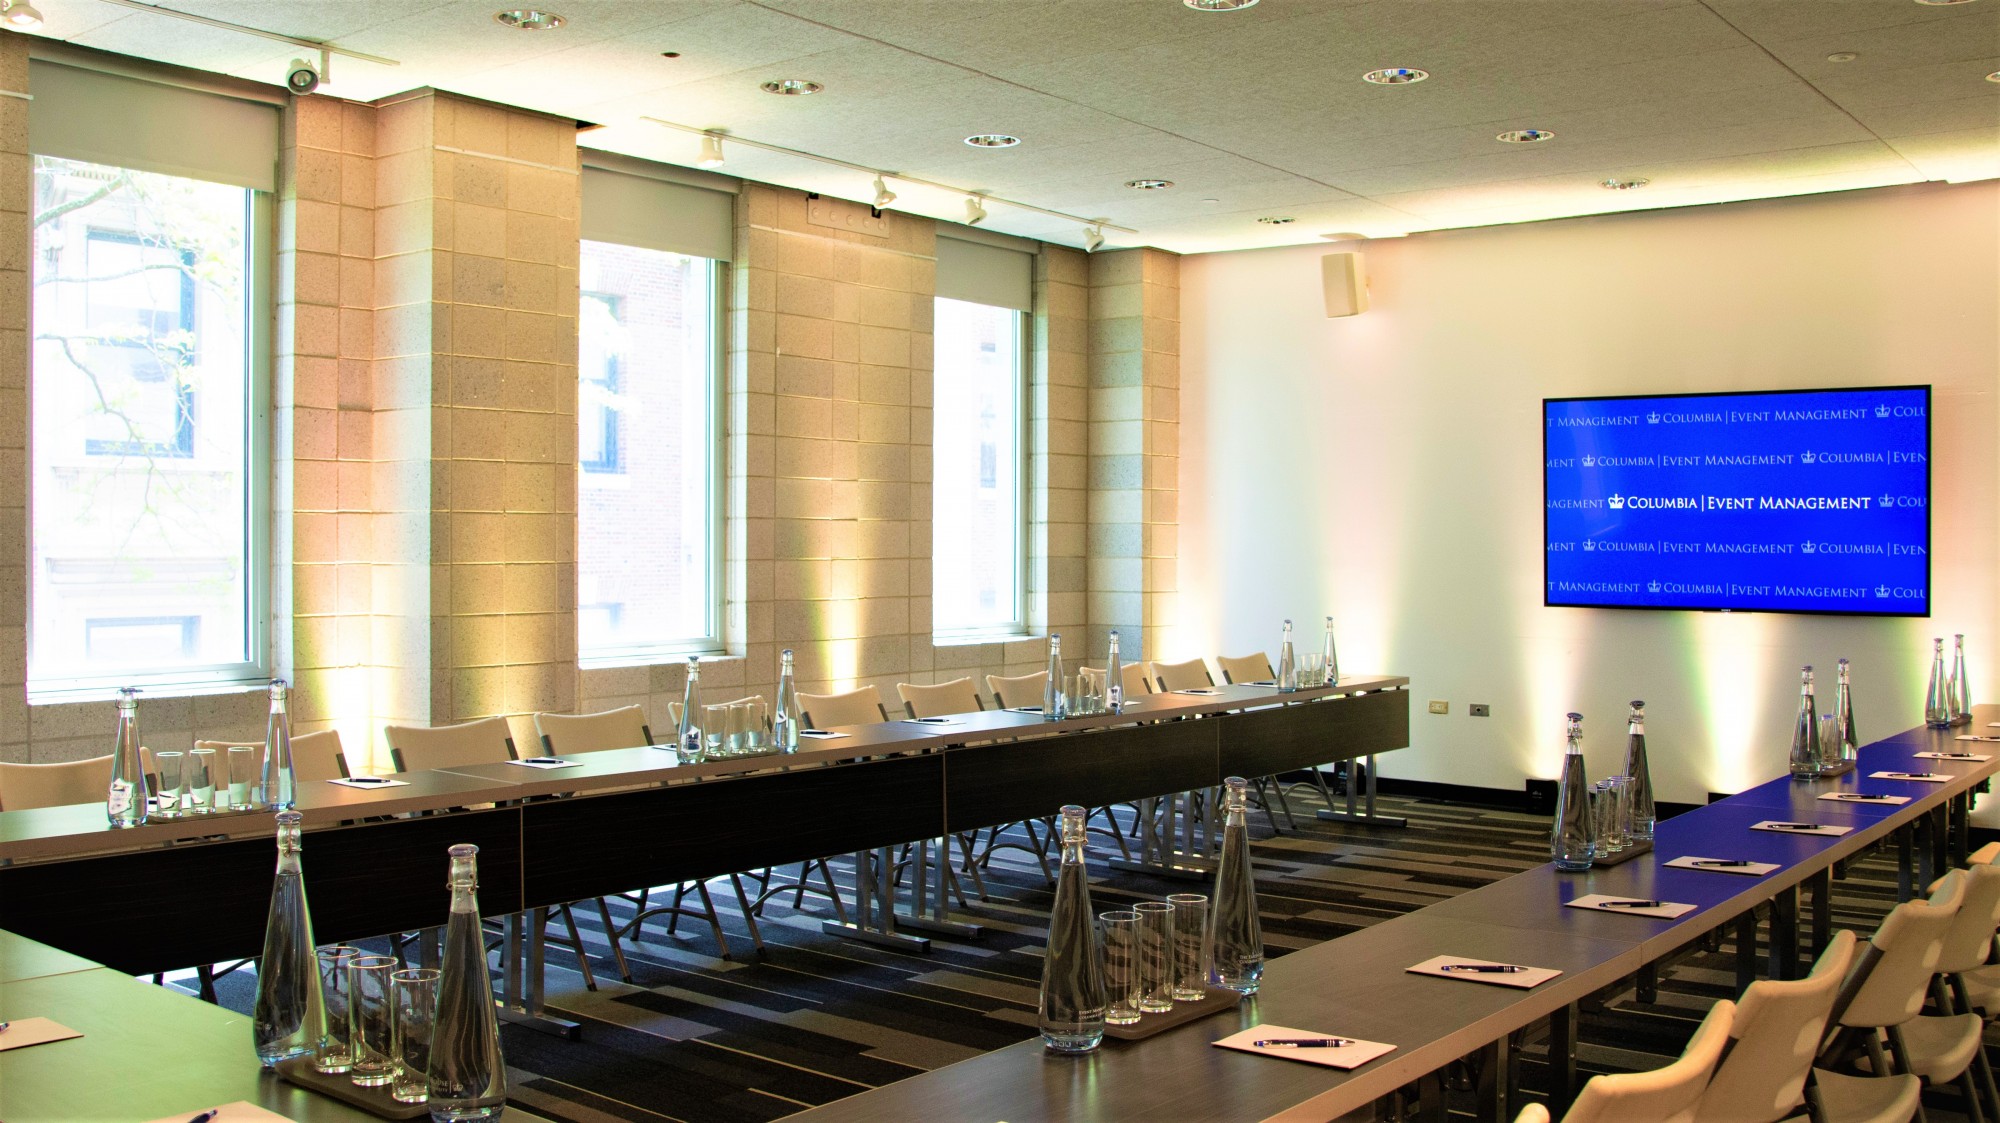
582;165;734;262
936;233;1033;313
28;60;278;192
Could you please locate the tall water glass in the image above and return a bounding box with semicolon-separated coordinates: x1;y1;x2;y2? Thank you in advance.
1099;911;1141;1026
704;704;732;758
1166;893;1210;1002
154;751;186;820
1298;653;1325;688
1133;901;1175;1013
228;745;260;810
315;945;361;1073
1606;776;1634;851
349;954;398;1087
188;747;218;815
1590;784;1621;856
391;968;439;1104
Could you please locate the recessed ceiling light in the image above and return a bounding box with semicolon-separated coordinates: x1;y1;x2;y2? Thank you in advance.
661;51;681;59
1184;0;1259;10
1826;52;1859;62
964;134;1021;148
1601;177;1650;190
494;9;565;30
1913;0;1977;6
1497;128;1555;143
761;79;823;96
1256;216;1295;225
1320;231;1368;241
1362;68;1429;85
1125;178;1174;190
1988;70;2000;82
1;0;43;29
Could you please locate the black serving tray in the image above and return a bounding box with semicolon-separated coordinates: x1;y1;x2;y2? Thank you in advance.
275;1058;428;1120
1103;987;1244;1041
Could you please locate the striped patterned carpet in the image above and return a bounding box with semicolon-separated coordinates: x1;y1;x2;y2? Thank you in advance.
185;787;1964;1122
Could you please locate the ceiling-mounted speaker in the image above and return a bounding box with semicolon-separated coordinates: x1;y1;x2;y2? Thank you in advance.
1322;251;1368;317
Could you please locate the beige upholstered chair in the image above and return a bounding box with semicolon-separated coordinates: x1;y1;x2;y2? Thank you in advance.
987;671;1047;710
1151;657;1213;692
383;716;517;772
535;705;652;755
1214;652;1274;684
195;729;350;783
0;755;114;811
1564;998;1734;1123
797;685;889;729
1513;1107;1549;1123
898;677;984;719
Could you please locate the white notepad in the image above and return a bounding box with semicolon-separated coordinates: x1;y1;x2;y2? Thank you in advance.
1665;855;1780;877
1751;821;1852;837
1817;792;1910;806
1212;1024;1395;1069
1406;955;1560;989
1869;770;1949;783
1952;736;2000;744
1567;894;1697;919
1921;749;1993;759
508;757;581;769
144;1102;295;1123
328;776;409;789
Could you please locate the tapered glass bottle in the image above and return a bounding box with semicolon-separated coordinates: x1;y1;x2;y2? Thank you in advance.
1209;776;1265;994
1038;805;1106;1054
1043;634;1066;721
1105;630;1124;715
1622;701;1655;842
1321;616;1339;686
678;656;705;762
262;678;296;811
1948;634;1971;725
774;649;801;753
1276;619;1298;693
1829;659;1859;769
1927;638;1951;727
1788;666;1821;779
1551;712;1597;870
107;686;146;828
429;843;506;1121
252;810;324;1067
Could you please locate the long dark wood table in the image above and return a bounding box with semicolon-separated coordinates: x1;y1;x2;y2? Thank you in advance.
783;703;1997;1123
0;676;1410;976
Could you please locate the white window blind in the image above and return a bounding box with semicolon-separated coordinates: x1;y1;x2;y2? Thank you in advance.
28;60;278;193
581;164;734;263
936;232;1034;313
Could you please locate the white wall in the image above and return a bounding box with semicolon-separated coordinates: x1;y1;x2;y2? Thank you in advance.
1179;182;2000;804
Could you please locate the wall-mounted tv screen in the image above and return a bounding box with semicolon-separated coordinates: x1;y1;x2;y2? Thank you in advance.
1545;386;1930;616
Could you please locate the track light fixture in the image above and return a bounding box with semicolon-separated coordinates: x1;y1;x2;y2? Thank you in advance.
964;195;987;226
873;176;897;208
2;0;43;28
696;132;725;169
1083;224;1106;253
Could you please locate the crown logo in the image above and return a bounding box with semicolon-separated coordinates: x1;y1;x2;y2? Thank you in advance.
1800;451;1816;464
1647;580;1662;593
1881;493;1895;506
1607;494;1625;509
1876;585;1891;598
1801;541;1816;554
1580;454;1596;467
1646;412;1660;424
1583;539;1596;551
1876;405;1891;418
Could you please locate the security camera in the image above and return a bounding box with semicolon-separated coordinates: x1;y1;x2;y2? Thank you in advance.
286;57;320;95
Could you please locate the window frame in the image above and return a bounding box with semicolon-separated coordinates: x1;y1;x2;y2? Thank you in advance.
930;299;1031;645
25;176;273;702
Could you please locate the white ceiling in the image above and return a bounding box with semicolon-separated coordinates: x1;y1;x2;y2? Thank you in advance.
19;0;2000;252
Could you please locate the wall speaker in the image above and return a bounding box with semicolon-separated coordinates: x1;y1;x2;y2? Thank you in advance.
1321;251;1368;317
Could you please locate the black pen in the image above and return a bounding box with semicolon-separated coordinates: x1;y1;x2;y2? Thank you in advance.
1598;900;1665;909
1763;823;1825;831
342;776;393;785
1882;772;1942;780
0;1021;9;1033
1254;1038;1353;1048
1932;753;1986;759
1829;794;1895;802
1439;964;1526;973
187;1112;219;1123
1690;859;1754;867
520;757;568;765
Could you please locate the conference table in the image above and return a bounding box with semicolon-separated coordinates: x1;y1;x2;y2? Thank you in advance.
785;703;1998;1123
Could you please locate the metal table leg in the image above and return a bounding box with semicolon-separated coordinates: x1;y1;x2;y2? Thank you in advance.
1809;868;1833;960
1110;788;1217;879
1768;886;1799;981
825;841;984;948
496;908;580;1039
1735;911;1759;992
1897;824;1916;901
1317;755;1408;828
1547;1004;1580;1112
1477;1033;1515;1123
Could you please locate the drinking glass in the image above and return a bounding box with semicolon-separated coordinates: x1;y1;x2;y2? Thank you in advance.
315;945;362;1073
703;704;733;758
228;745;260;810
1588;784;1618;856
1133;901;1175;1013
348;954;398;1087
1099;910;1141;1026
153;750;185;820
1604;775;1633;851
391;967;439;1104
1165;893;1210;1002
733;700;767;755
187;747;218;815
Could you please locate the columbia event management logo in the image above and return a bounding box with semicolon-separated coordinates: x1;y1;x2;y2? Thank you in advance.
1558;402;1920;427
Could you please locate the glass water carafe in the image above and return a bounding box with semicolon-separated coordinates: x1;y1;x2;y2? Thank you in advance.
1276;619;1297;693
1552;713;1596;871
678;656;705;762
1623;701;1655;842
1043;634;1066;721
1927;638;1952;727
1828;659;1859;769
1209;776;1265;994
429;843;506;1120
1788;666;1821;779
253;810;324;1067
262;678;296;811
1106;630;1124;715
1948;634;1972;725
1037;805;1106;1054
774;649;801;752
107;686;146;828
1321;615;1339;686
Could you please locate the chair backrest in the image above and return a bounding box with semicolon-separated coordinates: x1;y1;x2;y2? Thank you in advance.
669;696;769;730
1564;998;1734;1123
1695;930;1858;1123
0;755;114;811
1935;861;2000;974
1214;652;1274;684
194;729;350;784
1079;663;1152;699
1152;657;1213;692
987;671;1047;710
899;678;985;719
1841;868;1966;1029
535;705;653;756
383;716;517;773
797;685;888;729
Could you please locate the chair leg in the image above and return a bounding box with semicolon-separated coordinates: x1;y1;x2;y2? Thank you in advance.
954;833;988;900
557;903;597;991
817;859;850;924
668;884;688;936
1974;1043;2000;1122
792;861;811;910
1269;777;1296;831
596;897;633;984
694;881;733;960
1020;817;1054;884
729;874;766;955
1961;1069;1988;1123
196;964;218;1004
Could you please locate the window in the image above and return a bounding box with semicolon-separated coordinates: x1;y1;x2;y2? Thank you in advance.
578;292;623;473
932;297;1026;636
29;153;267;693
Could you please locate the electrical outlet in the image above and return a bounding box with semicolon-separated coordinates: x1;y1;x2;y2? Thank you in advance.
1427;700;1448;715
1470;703;1491;717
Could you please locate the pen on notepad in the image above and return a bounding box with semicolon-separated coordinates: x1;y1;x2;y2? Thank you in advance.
1830;794;1895;802
1438;964;1526;973
1254;1038;1353;1048
1598;900;1665;909
1690;860;1754;867
187;1111;219;1123
1764;823;1824;831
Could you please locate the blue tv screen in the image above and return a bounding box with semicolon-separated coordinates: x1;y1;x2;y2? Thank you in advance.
1544;386;1930;616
